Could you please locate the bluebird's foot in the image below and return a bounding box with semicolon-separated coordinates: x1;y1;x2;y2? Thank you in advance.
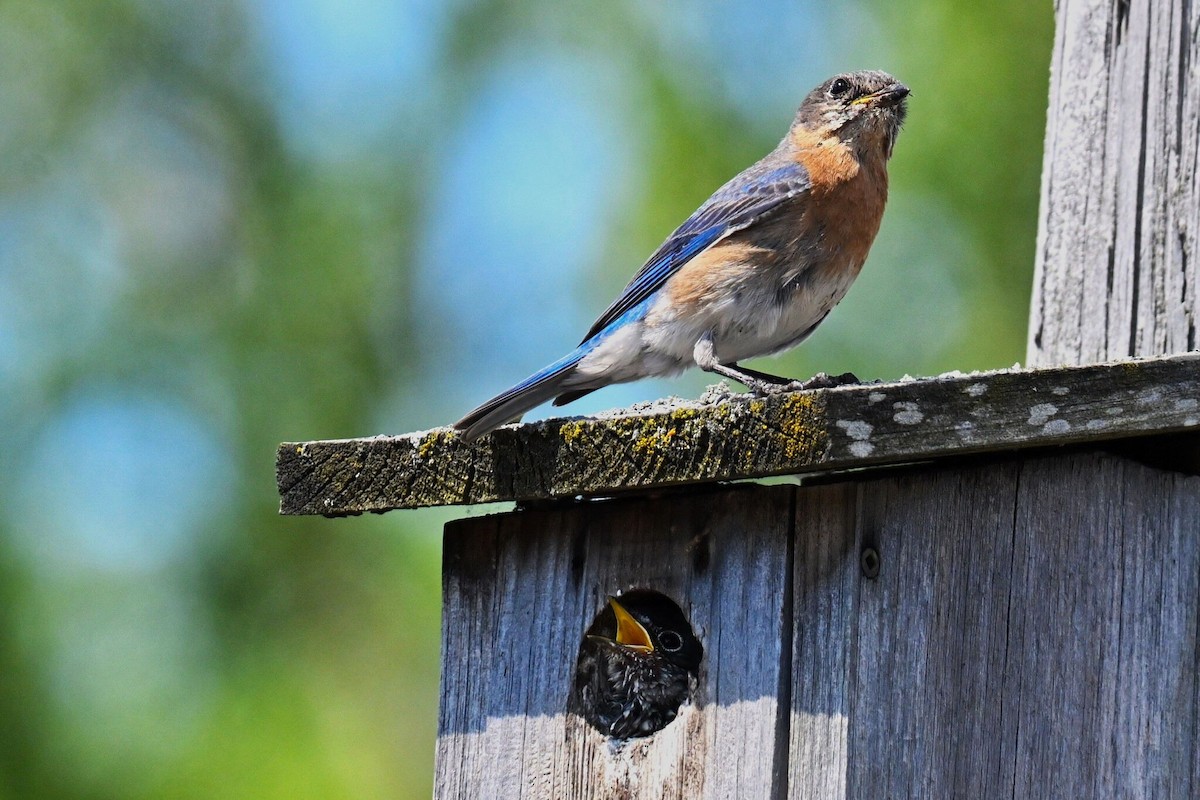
692;336;862;395
799;371;860;390
751;371;862;394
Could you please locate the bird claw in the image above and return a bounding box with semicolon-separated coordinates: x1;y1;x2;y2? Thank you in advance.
799;371;861;390
751;371;861;395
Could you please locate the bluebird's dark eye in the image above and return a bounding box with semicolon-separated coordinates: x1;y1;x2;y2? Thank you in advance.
658;630;684;652
829;77;851;97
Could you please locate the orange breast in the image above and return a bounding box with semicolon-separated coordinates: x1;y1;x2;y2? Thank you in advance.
792;129;889;275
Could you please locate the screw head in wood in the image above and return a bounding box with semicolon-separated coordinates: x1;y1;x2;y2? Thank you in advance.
861;546;881;579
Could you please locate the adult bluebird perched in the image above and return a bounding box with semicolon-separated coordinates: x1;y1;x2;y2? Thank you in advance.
455;70;909;443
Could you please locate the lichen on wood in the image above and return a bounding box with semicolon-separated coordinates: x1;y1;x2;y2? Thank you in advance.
277;353;1200;515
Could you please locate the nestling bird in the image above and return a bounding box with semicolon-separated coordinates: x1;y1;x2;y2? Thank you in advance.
456;71;909;443
572;591;703;739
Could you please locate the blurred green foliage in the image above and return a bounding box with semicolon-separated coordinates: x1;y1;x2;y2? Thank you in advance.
0;0;1051;796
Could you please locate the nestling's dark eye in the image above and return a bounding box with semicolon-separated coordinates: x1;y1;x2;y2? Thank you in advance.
829;77;851;97
658;630;684;652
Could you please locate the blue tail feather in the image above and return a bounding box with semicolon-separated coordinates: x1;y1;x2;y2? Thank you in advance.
455;299;652;443
454;346;588;443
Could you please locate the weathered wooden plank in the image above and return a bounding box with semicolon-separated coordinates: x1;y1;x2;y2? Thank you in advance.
1004;453;1200;799
787;484;858;799
1029;0;1200;366
848;462;1022;798
277;353;1200;514
777;452;1200;798
435;484;793;799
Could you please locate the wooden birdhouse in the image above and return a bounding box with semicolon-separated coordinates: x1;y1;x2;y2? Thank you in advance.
277;2;1200;796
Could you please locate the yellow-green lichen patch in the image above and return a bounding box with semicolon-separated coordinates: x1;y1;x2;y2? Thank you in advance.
667;406;701;423
1116;360;1144;384
774;393;827;462
632;422;677;455
418;429;454;458
604;415;681;458
559;420;588;445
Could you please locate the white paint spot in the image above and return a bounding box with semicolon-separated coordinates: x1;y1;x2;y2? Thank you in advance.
966;382;987;397
893;401;924;425
1051;386;1070;396
835;419;874;440
1175;398;1199;412
1185;417;1199;427
836;419;875;458
953;421;977;442
1043;419;1071;435
1027;403;1058;425
1086;419;1110;431
1107;407;1124;416
868;392;887;404
849;441;875;457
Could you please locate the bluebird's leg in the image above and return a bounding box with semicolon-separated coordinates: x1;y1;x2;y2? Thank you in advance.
693;335;795;393
693;335;859;394
726;363;798;386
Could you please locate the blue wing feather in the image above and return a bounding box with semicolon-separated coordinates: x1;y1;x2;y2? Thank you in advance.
580;158;811;342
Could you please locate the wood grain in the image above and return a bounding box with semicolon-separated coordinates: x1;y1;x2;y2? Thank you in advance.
1029;0;1200;366
840;453;1199;798
849;463;1023;798
435;484;794;799
277;353;1200;514
1004;454;1200;798
787;484;858;799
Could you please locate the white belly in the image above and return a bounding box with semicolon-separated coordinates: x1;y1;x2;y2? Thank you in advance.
647;259;861;363
570;260;861;386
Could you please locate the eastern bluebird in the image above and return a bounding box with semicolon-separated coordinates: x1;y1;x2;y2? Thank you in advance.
455;70;909;443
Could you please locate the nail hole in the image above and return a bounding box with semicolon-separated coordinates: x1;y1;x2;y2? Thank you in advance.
861;547;880;579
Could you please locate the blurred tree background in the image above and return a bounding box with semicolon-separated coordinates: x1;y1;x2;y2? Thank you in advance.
0;0;1051;797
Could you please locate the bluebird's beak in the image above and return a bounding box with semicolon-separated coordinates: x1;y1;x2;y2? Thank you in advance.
852;82;910;108
588;596;654;652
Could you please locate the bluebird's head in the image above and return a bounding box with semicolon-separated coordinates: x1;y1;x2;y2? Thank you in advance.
793;70;909;160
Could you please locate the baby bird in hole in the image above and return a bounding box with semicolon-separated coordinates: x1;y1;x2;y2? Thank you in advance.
572;591;703;739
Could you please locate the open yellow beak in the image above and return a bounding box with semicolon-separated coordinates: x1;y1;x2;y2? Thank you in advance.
607;596;654;652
